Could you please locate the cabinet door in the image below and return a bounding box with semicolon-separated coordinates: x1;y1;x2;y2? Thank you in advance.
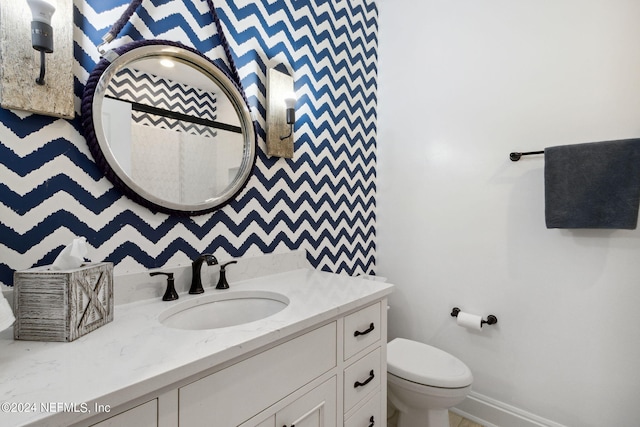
90;399;157;427
276;377;337;427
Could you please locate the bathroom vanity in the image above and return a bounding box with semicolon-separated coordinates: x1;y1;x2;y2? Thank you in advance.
0;267;392;427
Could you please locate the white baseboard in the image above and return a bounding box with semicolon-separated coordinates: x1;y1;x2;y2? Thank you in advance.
451;391;567;427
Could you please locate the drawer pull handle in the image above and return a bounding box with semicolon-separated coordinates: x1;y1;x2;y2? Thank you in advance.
354;370;375;388
354;322;375;337
369;415;375;427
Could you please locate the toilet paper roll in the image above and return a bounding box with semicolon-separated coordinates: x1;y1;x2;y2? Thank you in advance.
456;311;483;331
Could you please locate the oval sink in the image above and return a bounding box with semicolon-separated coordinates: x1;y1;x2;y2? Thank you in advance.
159;290;289;330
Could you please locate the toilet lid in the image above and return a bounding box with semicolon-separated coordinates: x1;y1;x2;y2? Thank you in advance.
387;338;473;388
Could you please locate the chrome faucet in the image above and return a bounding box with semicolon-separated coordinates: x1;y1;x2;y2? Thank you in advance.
189;253;218;294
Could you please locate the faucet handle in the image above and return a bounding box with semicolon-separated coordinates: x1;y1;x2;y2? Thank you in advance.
150;271;179;301
215;260;237;290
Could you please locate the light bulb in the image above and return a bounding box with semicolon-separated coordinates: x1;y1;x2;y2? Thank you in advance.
27;0;56;25
26;0;56;84
283;94;296;128
283;95;296;109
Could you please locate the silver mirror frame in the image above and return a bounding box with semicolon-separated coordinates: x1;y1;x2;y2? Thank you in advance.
81;40;256;216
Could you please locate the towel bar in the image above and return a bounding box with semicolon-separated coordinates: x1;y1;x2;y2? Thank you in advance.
510;151;544;161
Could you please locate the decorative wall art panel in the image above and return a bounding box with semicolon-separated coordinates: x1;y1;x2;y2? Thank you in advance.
0;0;378;287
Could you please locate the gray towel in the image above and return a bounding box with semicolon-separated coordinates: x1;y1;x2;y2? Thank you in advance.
545;139;640;229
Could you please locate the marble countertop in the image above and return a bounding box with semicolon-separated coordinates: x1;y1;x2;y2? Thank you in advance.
0;268;393;427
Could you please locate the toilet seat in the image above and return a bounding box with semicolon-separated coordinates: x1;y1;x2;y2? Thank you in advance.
387;338;473;389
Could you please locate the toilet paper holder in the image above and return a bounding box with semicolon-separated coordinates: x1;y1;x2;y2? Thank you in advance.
451;307;498;327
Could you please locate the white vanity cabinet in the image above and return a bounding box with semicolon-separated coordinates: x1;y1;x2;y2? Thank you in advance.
89;299;387;427
101;301;385;427
246;300;387;427
3;268;393;427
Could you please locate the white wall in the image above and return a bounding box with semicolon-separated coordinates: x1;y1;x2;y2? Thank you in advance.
376;1;640;426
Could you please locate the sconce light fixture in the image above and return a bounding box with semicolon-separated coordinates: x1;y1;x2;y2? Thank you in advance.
26;0;56;85
266;67;295;158
0;0;74;117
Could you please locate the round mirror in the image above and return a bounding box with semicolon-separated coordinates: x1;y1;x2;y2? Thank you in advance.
81;40;256;215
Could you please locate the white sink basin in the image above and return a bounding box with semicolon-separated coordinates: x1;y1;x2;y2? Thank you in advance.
159;290;289;330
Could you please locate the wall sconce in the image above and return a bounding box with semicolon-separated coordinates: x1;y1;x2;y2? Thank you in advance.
266;67;295;158
26;0;56;85
0;0;74;117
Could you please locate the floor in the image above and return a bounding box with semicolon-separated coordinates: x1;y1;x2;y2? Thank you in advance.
449;411;484;427
388;409;484;427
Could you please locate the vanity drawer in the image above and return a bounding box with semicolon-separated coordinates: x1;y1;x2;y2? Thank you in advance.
343;347;381;413
344;391;381;427
344;302;381;360
179;322;336;427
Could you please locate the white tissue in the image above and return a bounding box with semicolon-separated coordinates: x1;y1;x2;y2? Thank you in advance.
0;288;15;332
456;311;483;331
51;237;89;270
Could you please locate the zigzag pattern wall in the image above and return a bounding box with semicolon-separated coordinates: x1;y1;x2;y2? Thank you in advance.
0;0;378;286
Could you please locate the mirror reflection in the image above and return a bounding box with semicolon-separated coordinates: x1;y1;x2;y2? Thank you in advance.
100;57;244;205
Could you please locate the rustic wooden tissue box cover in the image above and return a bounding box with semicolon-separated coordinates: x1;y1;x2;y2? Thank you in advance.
13;262;114;342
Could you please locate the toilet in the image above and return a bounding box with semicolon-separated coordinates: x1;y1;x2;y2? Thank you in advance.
387;338;473;427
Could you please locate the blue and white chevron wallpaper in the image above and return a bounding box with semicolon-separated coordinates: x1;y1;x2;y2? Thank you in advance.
0;0;378;287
